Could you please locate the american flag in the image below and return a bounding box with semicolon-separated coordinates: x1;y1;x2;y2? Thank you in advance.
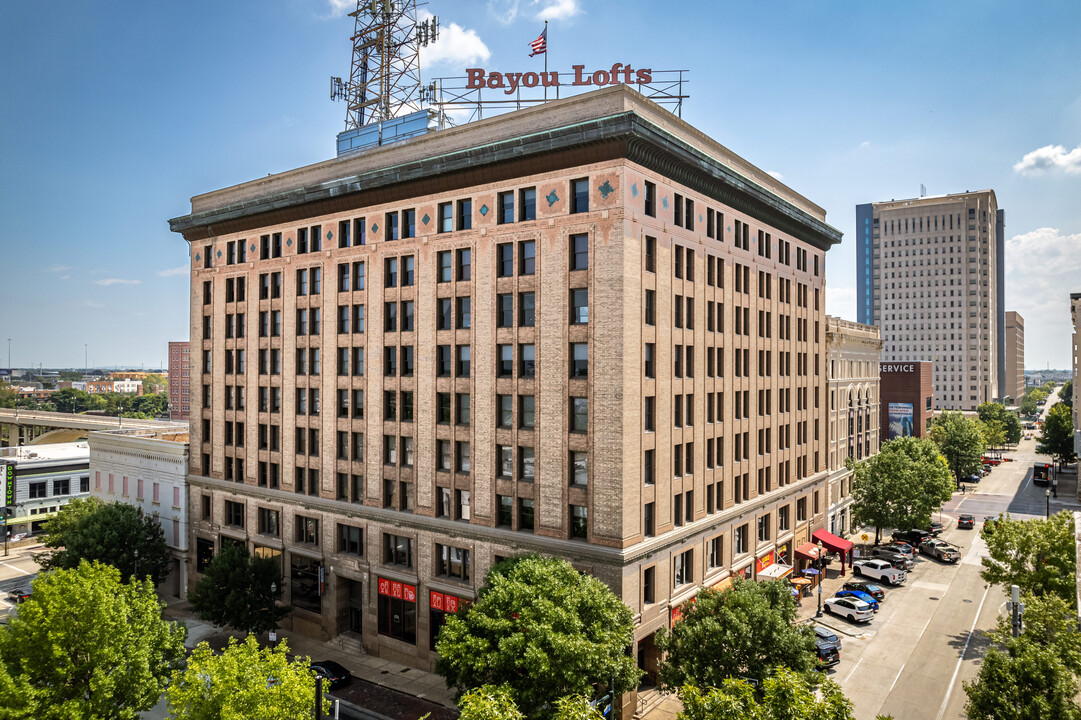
529;27;547;57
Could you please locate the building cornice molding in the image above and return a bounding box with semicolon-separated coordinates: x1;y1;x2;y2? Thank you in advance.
170;113;841;252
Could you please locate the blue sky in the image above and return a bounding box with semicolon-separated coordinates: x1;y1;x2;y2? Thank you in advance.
2;0;1079;370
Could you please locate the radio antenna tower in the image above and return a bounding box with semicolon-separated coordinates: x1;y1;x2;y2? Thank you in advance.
331;0;439;130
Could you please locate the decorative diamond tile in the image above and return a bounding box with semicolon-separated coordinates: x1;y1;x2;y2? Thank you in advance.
727;225;732;234
698;214;703;223
545;190;559;207
662;196;669;210
479;204;489;216
286;237;292;247
326;230;334;241
598;180;614;199
371;223;378;235
631;182;638;198
249;243;256;254
195;253;201;262
216;249;222;259
422;213;430;226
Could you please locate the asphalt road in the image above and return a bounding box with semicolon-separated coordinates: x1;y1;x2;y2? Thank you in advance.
824;417;1072;720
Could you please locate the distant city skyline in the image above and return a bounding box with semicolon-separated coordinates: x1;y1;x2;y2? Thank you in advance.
2;0;1080;368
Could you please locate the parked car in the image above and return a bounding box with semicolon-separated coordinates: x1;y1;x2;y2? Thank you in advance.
815;634;841;669
919;539;961;563
311;660;352;689
892;529;934;546
919;521;944;537
834;590;879;611
842;580;885;601
962;474;982;485
5;588;31;604
889;539;917;554
814;624;842;650
871;546;914;570
983;517;999;535
882;543;915;559
957;514;975;529
824;597;875;623
852;559;907;585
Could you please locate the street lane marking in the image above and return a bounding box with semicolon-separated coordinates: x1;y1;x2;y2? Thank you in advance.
842;657;864;684
0;561;32;576
911;581;951;593
934;582;992;720
888;663;906;693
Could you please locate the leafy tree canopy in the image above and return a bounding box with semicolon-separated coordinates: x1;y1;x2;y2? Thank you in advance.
0;381;16;409
849;436;955;543
1037;403;1075;466
964;639;1081;720
656;578;816;691
166;636;328;720
678;667;857;720
1060;380;1073;409
457;685;604;720
40;501;172;585
977;402;1022;445
187;543;289;635
435;555;640;717
987;591;1081;676
981;512;1077;604
1020;394;1039;417
930;410;986;481
0;561;186;720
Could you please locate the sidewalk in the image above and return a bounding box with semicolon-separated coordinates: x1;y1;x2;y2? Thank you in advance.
162;601;458;718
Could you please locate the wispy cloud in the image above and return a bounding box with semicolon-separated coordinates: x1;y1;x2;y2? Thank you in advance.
767;170;784;181
420;11;490;68
1005;227;1081;366
1013;144;1081;176
858;140;871;150
94;278;142;286
535;0;582;21
488;0;521;24
157;265;188;278
81;300;106;309
826;287;857;322
45;265;72;273
325;0;353;17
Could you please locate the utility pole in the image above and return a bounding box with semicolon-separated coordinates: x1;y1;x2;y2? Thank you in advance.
1009;584;1024;638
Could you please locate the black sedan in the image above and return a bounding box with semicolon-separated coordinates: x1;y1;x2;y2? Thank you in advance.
311;660;352;689
843;580;885;601
5;589;31;604
957;514;975;529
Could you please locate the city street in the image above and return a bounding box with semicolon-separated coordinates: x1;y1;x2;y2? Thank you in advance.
823;406;1074;719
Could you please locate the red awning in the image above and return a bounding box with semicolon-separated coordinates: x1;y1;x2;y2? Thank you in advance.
812;529;854;554
794;542;823;562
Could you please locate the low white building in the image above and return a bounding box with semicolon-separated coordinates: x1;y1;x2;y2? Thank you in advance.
0;442;91;538
88;429;190;598
112;379;143;394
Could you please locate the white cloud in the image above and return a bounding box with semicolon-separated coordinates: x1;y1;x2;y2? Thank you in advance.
45;265;71;273
826;286;857;322
157;265;188;278
1013;144;1081;176
858;140;871;150
420;11;491;68
326;0;354;17
767;170;784;181
94;278;141;286
1005;227;1081;367
488;0;521;24
535;0;582;21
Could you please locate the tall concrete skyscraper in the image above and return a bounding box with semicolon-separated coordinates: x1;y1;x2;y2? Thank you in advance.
856;191;1004;411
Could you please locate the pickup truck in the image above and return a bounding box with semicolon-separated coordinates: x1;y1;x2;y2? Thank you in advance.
852;558;907;585
919;539;961;563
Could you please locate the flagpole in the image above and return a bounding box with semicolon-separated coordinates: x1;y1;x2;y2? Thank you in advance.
544;20;549;101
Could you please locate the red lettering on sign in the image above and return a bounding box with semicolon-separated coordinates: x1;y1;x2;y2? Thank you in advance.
391;581;403;599
378;577;390;596
466;68;485;89
445;595;458;613
430;591;444;610
404;584;416;603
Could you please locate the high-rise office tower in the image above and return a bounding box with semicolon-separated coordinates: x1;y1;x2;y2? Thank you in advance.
1004;311;1024;404
170;86;840;701
856;191;1004;410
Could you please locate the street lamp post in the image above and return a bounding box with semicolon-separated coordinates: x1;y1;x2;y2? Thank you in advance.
1045;488;1051;519
134;548;139;580
816;540;824;618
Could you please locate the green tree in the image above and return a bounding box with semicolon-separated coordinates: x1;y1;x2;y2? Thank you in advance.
849;436;956;543
1020;394;1039;417
143;373;168;392
987;592;1081;675
656;578;816;691
0;381;16;409
930;410;986;482
167;636;328;720
1037;403;1075;466
50;387;90;413
0;658;36;719
435;555;640;717
457;686;604;720
187;543;289;635
978;402;1022;445
678;668;857;720
1060;380;1073;410
40;495;105;548
0;561;186;720
981;512;1077;604
40;501;172;585
981;419;1007;453
963;640;1081;720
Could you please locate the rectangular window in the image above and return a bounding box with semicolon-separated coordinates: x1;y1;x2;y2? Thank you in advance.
519;292;535;326
570;397;588;432
644;181;656;217
570;342;588;378
437;251;452;282
570;504;588;539
258;508;279;536
438;202;453;233
673;549;693;587
498;191;514;224
518;447;535;481
457;248;471;281
571;451;588;486
571;178;589;214
570;288;588;324
457;199;472;230
520;240;536;275
295;515;319;545
570;233;589;270
436;545;471;582
519;187;536;221
337;524;363;555
519;498;535;531
383;534;414;568
497;243;514;277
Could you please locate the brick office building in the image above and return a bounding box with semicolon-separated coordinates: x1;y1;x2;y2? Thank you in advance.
879;361;934;439
170;86;840;704
168;341;191;420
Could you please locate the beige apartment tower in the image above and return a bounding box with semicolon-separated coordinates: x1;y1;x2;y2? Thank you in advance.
1004;311;1024;404
170;86;840;708
856;192;1004;411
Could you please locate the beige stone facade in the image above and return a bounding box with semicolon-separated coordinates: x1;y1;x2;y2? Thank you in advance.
1005;311;1024;405
1072;293;1081;458
857;192;1002;411
170;86;840;690
825;318;882;536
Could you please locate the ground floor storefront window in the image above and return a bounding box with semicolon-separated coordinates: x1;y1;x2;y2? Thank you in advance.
291;555;323;614
428;590;470;650
377;577;416;644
